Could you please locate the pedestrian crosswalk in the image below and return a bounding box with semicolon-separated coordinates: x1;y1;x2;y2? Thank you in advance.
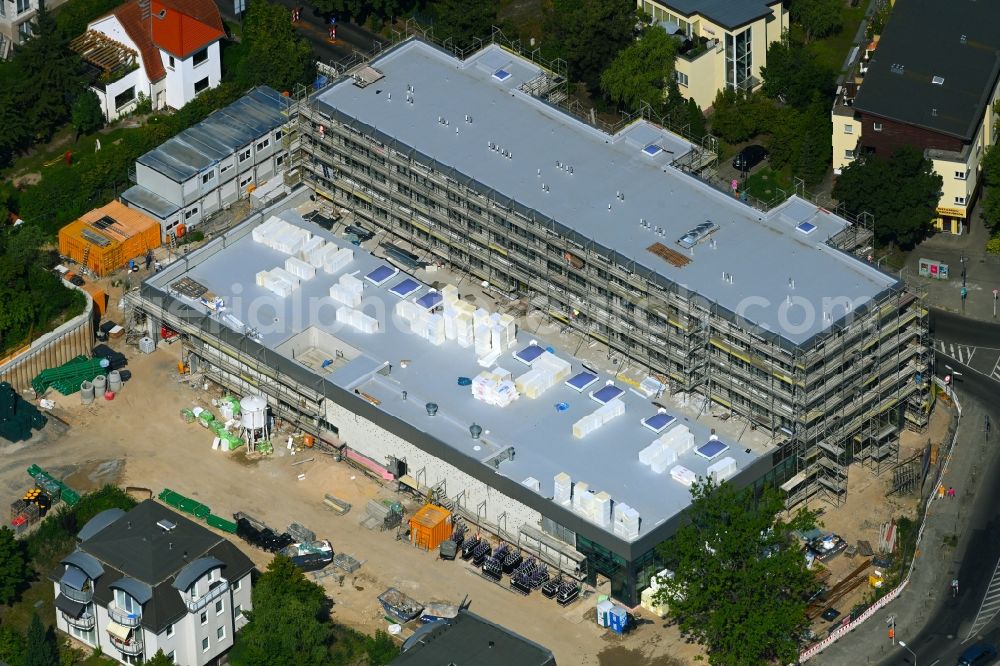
967;555;1000;641
935;341;977;365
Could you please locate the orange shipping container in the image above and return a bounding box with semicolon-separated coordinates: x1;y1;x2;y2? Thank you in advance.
409;504;453;551
58;201;161;277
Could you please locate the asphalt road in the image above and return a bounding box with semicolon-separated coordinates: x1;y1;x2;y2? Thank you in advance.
874;310;1000;666
216;0;381;64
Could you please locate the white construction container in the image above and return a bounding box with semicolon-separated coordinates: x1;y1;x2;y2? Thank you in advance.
554;472;572;506
285;256;316;281
707;456;738;484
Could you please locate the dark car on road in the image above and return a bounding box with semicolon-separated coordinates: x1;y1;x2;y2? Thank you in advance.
732;145;768;172
958;642;998;666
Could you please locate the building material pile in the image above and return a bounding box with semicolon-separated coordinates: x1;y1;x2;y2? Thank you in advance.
572;398;625;438
515;351;572;399
639;569;673;618
471;367;518;407
253;215;313;255
329;273;363;307
31;356;108;396
554;471;638;535
0;383;47;443
335;305;379;333
638;424;695;473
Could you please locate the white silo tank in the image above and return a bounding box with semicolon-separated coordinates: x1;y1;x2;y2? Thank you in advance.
240;395;268;429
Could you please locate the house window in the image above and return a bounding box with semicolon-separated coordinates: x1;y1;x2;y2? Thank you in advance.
234;604;242;617
16;0;28;14
954;170;967;180
17;20;31;39
215;599;224;614
233;578;241;592
954;196;966;205
873;122;883;132
217;626;225;640
185;207;198;220
274;129;283;141
0;2;5;18
194;77;210;95
221;163;232;174
276;154;285;167
845;149;855;159
238;148;251;163
114;86;136;110
166;652;175;664
256;138;269;151
675;71;688;87
168;55;175;69
240;174;253;188
202;171;215;184
114;589;140;616
843;124;853;135
192;48;208;67
202;637;209;652
200;611;207;625
165;623;174;638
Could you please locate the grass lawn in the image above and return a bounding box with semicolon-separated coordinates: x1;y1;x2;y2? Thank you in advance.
743;166;793;205
0;577;55;630
499;0;546;44
791;1;868;75
3;126;133;182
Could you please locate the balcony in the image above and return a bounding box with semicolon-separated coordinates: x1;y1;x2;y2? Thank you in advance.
109;633;143;657
107;603;141;627
185;579;229;613
59;584;93;604
63;612;95;630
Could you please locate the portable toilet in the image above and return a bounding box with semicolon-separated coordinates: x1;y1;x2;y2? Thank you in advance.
596;599;614;627
608;606;629;634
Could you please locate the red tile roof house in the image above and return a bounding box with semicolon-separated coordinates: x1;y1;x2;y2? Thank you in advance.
70;0;224;121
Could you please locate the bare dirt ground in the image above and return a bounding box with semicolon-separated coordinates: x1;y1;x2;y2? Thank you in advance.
0;338;696;666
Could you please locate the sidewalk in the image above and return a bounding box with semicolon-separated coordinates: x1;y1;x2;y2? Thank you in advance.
903;216;1000;323
814;396;992;664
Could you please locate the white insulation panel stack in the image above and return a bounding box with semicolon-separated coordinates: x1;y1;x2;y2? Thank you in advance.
335;306;378;334
572;398;625;438
613;503;640;539
553;473;572;506
284;256;316;281
330;273;363;307
323;247;354;274
470;368;519;407
670;465;697;487
707;456;738;484
298;236;325;261
515;351;572;399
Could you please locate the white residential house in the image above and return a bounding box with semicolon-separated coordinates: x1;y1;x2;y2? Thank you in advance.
121;86;292;240
52;500;254;666
70;0;224;121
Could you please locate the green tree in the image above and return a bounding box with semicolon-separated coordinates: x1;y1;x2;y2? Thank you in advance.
230;556;331;666
654;480;818;666
71;89;104;137
0;527;30;604
24;614;58;666
789;0;842;43
365;630;399;664
0;63;32;168
145;650;174;666
794;97;832;186
600;27;677;113
683;98;707;142
708;88;770;143
237;0;313;92
432;0;496;50
544;0;635;94
0;623;26;666
760;38;835;108
832;146;943;249
16;0;85;142
981;144;1000;231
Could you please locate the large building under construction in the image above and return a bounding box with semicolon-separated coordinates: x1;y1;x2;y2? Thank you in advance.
129;37;932;605
294;39;932;504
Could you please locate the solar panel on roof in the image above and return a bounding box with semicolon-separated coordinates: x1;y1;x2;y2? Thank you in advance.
591;384;624;404
642;412;675;433
514;344;545;365
365;265;397;285
695;440;729;460
415;291;443;310
389;278;420;298
796;221;817;234
493;69;511;81
565;372;597;392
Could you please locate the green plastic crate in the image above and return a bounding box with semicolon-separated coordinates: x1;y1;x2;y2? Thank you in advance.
206;514;238;533
27;464;42;478
61;489;80;507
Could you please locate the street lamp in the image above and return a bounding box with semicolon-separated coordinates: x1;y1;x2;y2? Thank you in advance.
898;640;917;666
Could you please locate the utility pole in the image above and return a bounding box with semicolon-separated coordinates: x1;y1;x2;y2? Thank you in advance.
993;288;998;318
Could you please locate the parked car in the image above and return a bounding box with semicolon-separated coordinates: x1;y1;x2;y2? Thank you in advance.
732;145;768;172
958;643;998;666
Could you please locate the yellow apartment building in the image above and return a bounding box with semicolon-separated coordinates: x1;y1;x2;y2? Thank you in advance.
832;0;1000;235
636;0;788;109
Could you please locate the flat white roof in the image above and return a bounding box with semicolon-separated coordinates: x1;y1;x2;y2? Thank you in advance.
147;208;772;541
312;40;898;345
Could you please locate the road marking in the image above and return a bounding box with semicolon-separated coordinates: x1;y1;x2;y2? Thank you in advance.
992;355;1000;381
966;554;1000;641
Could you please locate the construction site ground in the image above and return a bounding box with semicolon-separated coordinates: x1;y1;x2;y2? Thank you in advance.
0;337;692;666
797;403;954;640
